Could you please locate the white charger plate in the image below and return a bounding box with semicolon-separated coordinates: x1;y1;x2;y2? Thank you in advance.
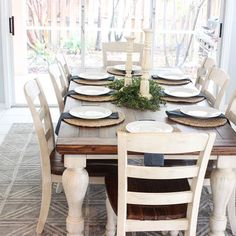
156;71;187;80
180;106;221;118
126;121;173;133
164;87;200;98
74;86;110;96
78;72;111;80
69;106;112;119
113;64;141;72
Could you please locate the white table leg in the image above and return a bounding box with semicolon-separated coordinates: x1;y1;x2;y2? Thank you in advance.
209;168;235;236
62;156;88;236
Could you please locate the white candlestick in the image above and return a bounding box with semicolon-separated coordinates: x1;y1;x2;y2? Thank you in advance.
124;36;135;86
140;29;152;99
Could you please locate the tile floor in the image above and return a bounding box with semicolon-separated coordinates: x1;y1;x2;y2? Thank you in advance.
0;107;60;145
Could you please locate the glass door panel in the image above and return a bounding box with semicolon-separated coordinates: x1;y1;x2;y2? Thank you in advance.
12;0;81;104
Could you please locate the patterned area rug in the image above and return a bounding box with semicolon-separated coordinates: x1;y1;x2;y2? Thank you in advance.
0;123;233;236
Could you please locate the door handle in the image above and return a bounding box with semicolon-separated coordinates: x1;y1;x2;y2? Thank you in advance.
9;16;15;36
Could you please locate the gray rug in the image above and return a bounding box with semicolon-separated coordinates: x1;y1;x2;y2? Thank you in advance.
0;123;233;236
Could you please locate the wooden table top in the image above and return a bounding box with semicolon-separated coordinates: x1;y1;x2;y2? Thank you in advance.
56;81;236;156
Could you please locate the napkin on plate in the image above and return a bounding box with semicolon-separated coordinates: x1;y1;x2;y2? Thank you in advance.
55;111;119;135
69;75;115;82
144;153;164;167
165;109;225;119
64;90;116;103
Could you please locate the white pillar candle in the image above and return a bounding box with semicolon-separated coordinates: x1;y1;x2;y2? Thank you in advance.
140;29;153;99
124;36;135;86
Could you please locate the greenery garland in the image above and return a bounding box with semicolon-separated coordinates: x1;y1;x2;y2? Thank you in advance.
108;77;165;111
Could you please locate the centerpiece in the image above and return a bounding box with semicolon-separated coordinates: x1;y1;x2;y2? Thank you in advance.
109;29;165;111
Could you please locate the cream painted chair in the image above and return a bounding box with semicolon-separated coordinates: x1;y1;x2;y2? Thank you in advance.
56;54;70;86
48;64;67;114
24;79;117;233
105;131;215;236
24;79;63;233
225;90;236;234
196;57;216;90
102;42;144;68
202;67;229;109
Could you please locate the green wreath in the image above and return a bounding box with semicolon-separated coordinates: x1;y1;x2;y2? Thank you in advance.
108;77;165;111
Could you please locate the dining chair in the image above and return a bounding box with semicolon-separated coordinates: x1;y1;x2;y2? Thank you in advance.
201;67;229;109
105;131;215;236
102;42;144;68
48;64;67;114
225;90;236;234
56;53;71;86
24;79;117;233
195;57;216;90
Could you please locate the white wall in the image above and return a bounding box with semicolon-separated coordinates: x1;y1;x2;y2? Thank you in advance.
225;2;236;102
0;2;6;104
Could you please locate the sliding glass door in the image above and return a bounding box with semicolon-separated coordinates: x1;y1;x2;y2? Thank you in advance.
10;0;224;105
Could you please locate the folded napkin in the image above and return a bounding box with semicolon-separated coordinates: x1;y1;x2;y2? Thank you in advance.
152;74;191;81
166;109;225;119
68;74;115;82
144;153;164;167
55;111;119;135
64;90;116;103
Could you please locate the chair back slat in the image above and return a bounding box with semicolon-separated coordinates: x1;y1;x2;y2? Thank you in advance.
127;191;193;205
126;219;189;232
124;133;209;153
102;42;144;67
127;165;199;179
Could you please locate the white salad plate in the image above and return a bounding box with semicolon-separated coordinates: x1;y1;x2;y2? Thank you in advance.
74;86;110;96
156;71;187;80
69;106;112;119
78;72;111;80
113;64;142;72
180;106;221;118
126;121;173;133
164;87;200;98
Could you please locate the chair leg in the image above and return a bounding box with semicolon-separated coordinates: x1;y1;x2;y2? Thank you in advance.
169;231;179;236
36;181;52;234
105;197;116;236
227;184;236;234
55;183;63;193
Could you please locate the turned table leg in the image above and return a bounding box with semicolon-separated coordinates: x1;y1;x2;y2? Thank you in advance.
209;168;235;236
62;156;88;236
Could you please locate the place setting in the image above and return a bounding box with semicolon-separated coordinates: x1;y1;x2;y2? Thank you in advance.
55;105;125;134
152;70;192;86
107;64;143;76
162;87;206;103
69;72;115;86
166;105;228;128
64;85;116;102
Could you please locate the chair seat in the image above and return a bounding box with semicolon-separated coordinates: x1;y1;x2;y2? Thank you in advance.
50;149;117;176
105;173;190;221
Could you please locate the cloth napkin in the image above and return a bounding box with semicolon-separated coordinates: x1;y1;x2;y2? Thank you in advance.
152;74;191;82
64;90;116;103
55;111;119;135
144;153;164;166
68;74;115;82
166;109;226;119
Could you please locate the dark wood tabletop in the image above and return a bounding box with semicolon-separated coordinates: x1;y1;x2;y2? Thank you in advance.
56;81;236;156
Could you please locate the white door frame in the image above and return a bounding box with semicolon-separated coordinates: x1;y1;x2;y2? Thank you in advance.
0;0;14;108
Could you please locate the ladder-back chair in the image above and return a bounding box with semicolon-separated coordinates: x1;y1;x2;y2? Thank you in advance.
105;131;215;236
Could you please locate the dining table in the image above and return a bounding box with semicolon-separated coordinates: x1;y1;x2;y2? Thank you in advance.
56;73;236;236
